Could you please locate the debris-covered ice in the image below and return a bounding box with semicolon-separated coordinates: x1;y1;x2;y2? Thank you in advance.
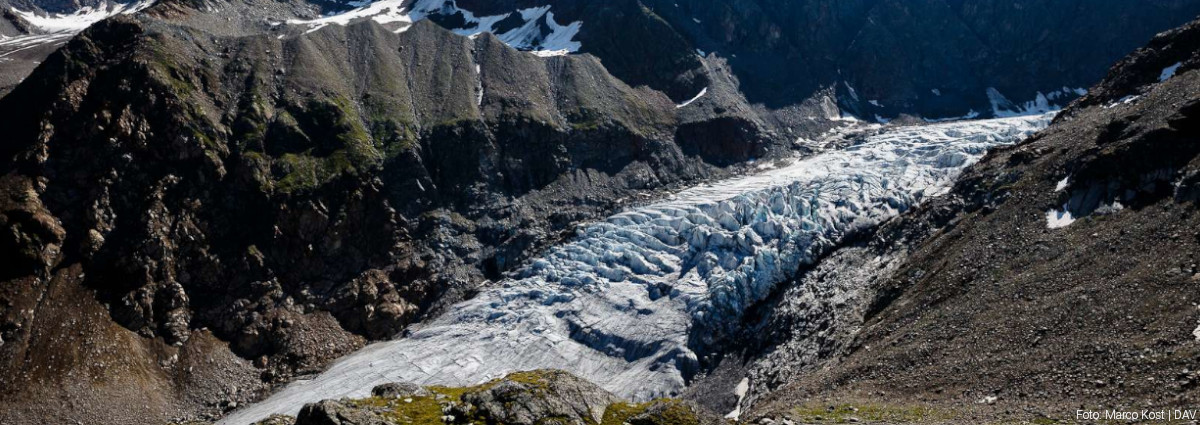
221;113;1052;425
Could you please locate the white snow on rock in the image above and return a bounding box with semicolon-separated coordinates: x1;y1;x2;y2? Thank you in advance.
286;0;581;56
843;81;860;101
987;87;1083;118
1105;95;1142;109
676;87;707;108
0;33;72;60
1046;207;1075;229
1194;308;1200;342
1161;62;1183;82
1;0;153;59
725;377;750;420
8;0;154;33
220;113;1052;425
1055;176;1070;192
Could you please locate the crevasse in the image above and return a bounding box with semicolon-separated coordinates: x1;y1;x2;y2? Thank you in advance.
221;113;1052;424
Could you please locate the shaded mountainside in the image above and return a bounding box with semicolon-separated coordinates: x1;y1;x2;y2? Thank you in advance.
6;0;1200;116
642;0;1200;118
0;14;778;423
415;0;1200;117
739;15;1200;424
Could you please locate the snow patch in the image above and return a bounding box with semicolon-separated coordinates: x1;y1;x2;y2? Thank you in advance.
833;111;862;122
474;64;484;106
0;33;74;59
676;87;708;108
285;0;411;29
1046;207;1075;229
988;88;1054;117
221;113;1052;424
1194;309;1200;342
1055;176;1070;192
1161;62;1183;82
1105;95;1142;109
987;87;1082;118
724;378;750;420
1;0;153;58
287;0;582;56
9;0;154;33
843;81;859;101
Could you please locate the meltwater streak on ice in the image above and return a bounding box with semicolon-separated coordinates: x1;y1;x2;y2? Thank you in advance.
221;113;1052;424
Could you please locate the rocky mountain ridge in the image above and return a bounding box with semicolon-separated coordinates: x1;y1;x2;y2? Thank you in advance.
0;10;777;422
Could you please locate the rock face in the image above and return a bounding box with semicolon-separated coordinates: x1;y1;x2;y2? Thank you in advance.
371;383;429;399
642;0;1200;118
296;400;390;425
459;370;620;425
744;15;1200;422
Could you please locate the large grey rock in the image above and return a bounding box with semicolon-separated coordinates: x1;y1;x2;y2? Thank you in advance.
371;382;429;398
459;370;621;425
294;400;388;425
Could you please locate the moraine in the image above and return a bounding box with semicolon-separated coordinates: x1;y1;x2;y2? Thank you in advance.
221;113;1053;424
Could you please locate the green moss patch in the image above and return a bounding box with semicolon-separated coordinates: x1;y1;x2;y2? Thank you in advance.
602;399;698;425
349;395;447;425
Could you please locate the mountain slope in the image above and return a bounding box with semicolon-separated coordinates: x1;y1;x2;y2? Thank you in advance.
0;12;780;423
642;0;1200;118
746;15;1200;423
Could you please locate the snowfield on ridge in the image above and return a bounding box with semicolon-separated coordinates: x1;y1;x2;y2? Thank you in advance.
221;113;1053;424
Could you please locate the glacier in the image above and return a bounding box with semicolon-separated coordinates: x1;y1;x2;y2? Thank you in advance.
220;113;1052;424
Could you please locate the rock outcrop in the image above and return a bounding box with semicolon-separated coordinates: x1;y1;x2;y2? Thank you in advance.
277;370;720;425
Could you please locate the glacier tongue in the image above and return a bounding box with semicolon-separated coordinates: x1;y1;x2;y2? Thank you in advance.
220;113;1052;424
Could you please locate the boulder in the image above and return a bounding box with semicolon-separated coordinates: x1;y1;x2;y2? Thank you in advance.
460;370;621;425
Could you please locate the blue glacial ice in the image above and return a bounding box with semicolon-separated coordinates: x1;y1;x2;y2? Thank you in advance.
221;113;1052;424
